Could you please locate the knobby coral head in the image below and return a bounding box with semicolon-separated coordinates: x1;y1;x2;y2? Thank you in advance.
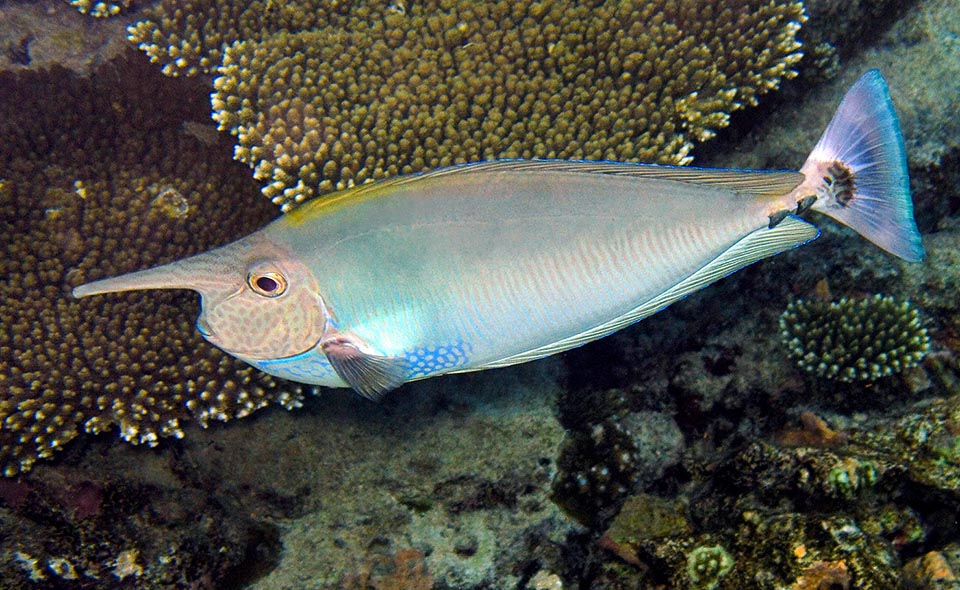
0;56;306;476
127;0;808;210
779;295;930;383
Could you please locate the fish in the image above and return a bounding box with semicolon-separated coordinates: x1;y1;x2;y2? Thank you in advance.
73;70;924;399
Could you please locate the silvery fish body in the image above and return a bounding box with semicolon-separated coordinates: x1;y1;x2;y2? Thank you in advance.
74;71;924;398
255;163;809;388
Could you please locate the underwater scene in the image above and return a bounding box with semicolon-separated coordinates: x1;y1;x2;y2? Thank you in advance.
1;0;959;588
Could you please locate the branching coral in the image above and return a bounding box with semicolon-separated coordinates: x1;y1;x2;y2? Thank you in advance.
201;0;805;210
779;295;930;382
67;0;135;18
0;54;306;476
126;0;344;76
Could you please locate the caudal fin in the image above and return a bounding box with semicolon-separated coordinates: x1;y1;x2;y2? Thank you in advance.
804;70;924;262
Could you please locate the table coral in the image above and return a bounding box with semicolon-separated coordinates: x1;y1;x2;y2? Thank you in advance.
779;295;930;382
201;0;805;211
126;0;341;77
0;54;306;476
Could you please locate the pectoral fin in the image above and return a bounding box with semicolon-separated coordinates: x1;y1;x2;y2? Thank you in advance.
321;334;408;399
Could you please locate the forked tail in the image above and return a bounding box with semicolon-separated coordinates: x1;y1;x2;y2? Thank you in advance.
801;70;924;262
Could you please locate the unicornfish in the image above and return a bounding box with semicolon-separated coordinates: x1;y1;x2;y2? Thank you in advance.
73;71;924;399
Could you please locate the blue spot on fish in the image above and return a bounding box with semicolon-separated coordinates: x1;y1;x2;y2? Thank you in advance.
247;341;471;385
405;342;471;377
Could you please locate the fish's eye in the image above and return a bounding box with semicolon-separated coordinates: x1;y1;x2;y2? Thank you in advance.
248;271;287;297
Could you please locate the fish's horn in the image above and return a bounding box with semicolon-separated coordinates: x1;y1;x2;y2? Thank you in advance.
72;248;234;299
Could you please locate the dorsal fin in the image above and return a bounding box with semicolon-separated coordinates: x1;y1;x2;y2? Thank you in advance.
290;160;806;224
416;160;805;199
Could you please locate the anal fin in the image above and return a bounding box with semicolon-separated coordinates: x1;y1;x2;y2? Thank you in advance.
471;215;821;371
321;334;408;399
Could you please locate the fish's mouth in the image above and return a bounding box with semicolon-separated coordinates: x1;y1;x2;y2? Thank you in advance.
196;317;214;338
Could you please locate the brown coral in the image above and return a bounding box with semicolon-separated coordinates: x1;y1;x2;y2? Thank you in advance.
66;0;135;18
202;0;805;210
776;411;848;447
126;0;345;76
342;547;434;590
902;551;958;590
0;53;305;476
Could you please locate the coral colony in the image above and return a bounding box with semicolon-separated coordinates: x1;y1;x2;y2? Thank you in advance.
780;295;929;382
127;0;804;210
0;59;304;475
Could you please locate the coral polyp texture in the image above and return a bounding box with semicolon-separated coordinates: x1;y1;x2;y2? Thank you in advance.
203;0;805;210
686;544;735;590
67;0;135;18
126;0;341;76
0;55;305;476
779;295;930;382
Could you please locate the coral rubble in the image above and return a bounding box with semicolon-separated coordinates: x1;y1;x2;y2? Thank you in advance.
588;391;960;589
0;54;305;475
215;365;575;590
0;465;281;588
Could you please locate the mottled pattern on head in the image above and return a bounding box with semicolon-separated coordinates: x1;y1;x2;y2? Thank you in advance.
79;235;328;361
200;244;326;360
204;278;324;360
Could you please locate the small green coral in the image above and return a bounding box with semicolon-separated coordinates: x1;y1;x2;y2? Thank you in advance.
826;458;878;500
686;544;734;590
779;295;929;382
